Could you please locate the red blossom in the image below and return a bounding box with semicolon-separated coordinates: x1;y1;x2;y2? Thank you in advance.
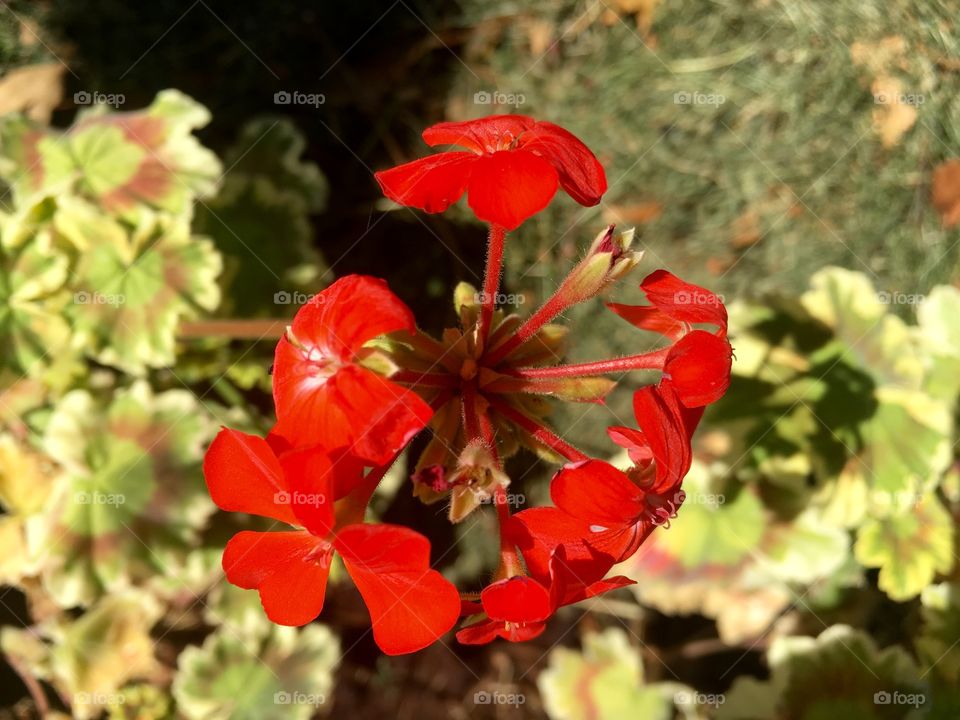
271;274;433;462
456;546;633;645
607;269;732;406
607;269;728;338
203;114;736;654
374;115;607;230
509;381;702;583
203;427;460;655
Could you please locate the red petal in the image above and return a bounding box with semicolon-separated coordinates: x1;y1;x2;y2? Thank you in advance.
335;524;460;655
222;530;332;626
584;575;636;598
606;425;653;465
374;152;476;214
277;445;335;536
550;460;644;527
507;508;624;585
203;428;297;525
640;269;728;333
422;115;536;153
480;576;552;624
664;331;733;407
272;353;432;462
607;270;728;339
467;149;558;230
287;275;418;361
519;121;607;206
605;303;688;339
455;618;502;645
456;617;547;644
632;384;690;492
548;544;638;608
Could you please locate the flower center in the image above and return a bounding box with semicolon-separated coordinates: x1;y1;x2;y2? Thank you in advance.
643;488;684;527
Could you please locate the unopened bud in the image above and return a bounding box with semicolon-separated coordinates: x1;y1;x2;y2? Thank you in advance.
447;440;510;523
557;225;642;305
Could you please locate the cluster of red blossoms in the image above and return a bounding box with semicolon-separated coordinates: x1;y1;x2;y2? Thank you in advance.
203;115;733;655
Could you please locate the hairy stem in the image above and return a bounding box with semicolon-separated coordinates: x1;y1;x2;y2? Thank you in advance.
507;347;670;379
478;224;507;347
487;396;589;463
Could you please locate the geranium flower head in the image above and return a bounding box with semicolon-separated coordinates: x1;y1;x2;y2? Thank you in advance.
271;274;433;462
375;114;607;230
203;427;460;655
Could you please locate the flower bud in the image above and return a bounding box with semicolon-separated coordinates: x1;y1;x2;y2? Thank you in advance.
447;440;510;523
556;225;642;305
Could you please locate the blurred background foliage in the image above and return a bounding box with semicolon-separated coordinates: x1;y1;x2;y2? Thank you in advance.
1;0;960;718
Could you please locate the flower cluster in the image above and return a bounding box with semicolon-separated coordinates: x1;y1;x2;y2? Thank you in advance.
204;114;733;654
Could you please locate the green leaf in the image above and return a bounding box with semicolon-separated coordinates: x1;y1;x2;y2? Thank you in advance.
658;463;766;570
221;117;329;213
44;591;162;720
857;387;953;497
916;285;960;400
854;493;954;601
621;461;851;642
173;623;340;720
0;223;72;377
800;267;923;388
720;625;927;720
60;205;221;374
38;383;214;606
0;90;221;219
538;628;678;720
194;174;325;316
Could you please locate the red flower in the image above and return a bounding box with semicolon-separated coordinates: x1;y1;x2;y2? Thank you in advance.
203;427;460;655
456;546;632;645
374;115;607;230
608;269;732;406
509;382;702;580
607;269;728;338
271;274;433;462
661;330;733;407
